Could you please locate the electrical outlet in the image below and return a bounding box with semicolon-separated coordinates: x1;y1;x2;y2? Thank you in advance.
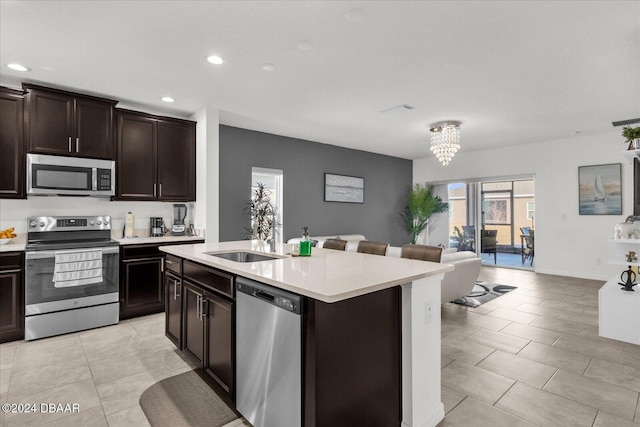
425;300;433;324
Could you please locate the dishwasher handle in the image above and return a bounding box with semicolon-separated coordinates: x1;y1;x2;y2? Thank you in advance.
255;291;275;302
236;277;302;315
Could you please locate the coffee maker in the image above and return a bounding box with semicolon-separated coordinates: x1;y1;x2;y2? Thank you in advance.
172;204;187;236
150;217;164;237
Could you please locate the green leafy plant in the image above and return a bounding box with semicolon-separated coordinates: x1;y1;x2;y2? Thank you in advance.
243;182;276;240
623;126;640;150
401;183;448;244
622;126;640;141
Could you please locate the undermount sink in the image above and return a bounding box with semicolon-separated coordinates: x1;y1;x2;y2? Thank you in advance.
205;251;282;263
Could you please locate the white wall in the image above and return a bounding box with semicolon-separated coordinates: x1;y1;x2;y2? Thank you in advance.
191;106;220;242
191;106;220;241
0;198;180;238
414;130;633;281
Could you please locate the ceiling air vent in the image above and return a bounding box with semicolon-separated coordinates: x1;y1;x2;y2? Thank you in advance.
612;118;640;127
381;104;415;113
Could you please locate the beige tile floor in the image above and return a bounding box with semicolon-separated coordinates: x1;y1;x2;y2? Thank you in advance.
441;267;640;427
0;314;248;427
0;266;638;426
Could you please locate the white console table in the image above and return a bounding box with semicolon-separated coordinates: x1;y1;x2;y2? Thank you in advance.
599;278;640;344
600;238;640;344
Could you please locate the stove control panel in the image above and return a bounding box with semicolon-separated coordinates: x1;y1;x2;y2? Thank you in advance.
27;216;112;232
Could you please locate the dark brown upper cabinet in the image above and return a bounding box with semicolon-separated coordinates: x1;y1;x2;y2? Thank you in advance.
23;84;116;160
0;87;26;199
115;109;195;202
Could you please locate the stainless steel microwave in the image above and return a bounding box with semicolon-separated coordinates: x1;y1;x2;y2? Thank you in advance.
27;153;115;197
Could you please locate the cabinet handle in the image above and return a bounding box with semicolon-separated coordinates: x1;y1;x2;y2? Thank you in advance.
76;137;79;152
161;258;164;273
159;183;162;198
153;184;157;198
200;297;207;319
174;279;181;300
196;295;200;319
122;257;162;263
68;137;72;153
166;259;176;265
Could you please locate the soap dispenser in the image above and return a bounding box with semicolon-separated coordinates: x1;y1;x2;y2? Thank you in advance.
299;226;312;257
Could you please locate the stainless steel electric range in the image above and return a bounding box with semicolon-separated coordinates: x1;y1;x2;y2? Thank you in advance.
25;216;119;340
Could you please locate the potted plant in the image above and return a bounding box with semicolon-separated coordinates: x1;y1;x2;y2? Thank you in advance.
244;182;276;240
622;126;640;150
401;183;448;244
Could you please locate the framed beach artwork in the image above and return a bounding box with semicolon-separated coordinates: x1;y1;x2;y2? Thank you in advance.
578;163;622;215
324;173;364;203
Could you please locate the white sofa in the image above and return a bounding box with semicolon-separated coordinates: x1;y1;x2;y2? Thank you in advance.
286;235;481;304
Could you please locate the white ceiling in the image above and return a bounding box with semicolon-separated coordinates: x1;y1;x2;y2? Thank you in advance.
1;0;639;160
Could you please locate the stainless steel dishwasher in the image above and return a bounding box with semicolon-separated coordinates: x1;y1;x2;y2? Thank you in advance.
235;277;303;427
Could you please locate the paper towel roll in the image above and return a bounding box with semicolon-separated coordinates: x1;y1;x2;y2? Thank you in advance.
125;212;135;237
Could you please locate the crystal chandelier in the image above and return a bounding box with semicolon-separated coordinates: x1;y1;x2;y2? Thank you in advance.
430;121;461;166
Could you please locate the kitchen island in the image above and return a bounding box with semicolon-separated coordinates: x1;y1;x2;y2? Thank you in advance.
160;240;453;427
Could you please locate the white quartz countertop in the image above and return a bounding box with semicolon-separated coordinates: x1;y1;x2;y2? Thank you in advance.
114;235;205;245
159;240;454;303
0;242;26;252
1;235;203;252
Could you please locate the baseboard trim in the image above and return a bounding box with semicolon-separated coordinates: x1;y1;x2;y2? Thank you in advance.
401;402;445;427
533;267;608;282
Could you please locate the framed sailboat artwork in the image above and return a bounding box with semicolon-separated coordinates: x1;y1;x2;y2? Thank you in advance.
578;163;622;215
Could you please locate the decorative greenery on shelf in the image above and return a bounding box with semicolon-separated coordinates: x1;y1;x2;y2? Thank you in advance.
622;126;640;150
401;183;448;244
243;182;276;240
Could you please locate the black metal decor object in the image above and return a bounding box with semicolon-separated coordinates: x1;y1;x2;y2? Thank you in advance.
618;266;637;292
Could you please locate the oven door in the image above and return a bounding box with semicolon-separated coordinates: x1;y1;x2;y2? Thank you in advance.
25;246;119;315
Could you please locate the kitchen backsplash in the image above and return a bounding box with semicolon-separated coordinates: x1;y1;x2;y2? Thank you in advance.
0;197;202;235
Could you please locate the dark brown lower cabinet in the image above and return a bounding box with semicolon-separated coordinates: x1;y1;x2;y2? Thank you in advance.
204;291;233;394
163;254;400;422
0;252;25;343
120;256;163;319
181;279;235;396
164;271;182;347
121;242;201;321
304;286;401;427
182;280;205;366
165;258;235;400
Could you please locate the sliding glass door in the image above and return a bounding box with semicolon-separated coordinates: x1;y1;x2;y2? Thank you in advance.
448;178;535;269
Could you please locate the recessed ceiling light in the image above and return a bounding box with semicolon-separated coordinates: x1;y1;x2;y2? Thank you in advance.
261;63;275;71
207;55;225;65
161;96;175;103
345;8;365;22
7;63;30;72
297;40;314;51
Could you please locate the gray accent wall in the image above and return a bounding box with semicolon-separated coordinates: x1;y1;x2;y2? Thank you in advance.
219;125;413;246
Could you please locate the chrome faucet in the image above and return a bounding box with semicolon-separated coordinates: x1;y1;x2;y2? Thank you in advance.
252;200;278;252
